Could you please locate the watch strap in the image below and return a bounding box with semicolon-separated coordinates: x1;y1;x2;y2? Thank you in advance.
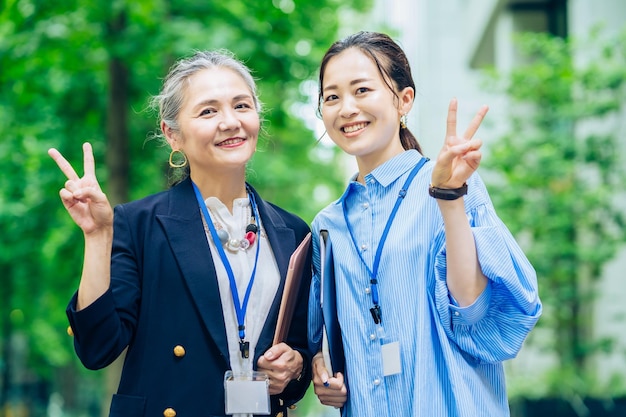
428;183;468;200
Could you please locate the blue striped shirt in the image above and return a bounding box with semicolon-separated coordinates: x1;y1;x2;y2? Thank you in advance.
308;150;541;417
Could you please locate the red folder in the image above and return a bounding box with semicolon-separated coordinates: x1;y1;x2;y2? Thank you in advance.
272;232;312;345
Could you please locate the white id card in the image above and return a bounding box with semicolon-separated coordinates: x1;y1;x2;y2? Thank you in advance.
381;340;402;376
224;371;270;415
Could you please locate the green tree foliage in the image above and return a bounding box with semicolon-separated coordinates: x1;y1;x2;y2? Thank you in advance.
0;0;371;414
483;28;626;398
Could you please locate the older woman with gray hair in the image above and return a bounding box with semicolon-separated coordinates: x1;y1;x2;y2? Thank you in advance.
49;50;312;417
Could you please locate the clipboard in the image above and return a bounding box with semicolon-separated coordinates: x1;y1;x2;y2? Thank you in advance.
320;230;333;375
272;232;311;345
319;230;344;376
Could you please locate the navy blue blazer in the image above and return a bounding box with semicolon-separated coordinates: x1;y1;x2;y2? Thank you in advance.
66;178;312;417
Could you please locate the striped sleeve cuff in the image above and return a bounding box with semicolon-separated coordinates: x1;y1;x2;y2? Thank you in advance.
449;280;492;325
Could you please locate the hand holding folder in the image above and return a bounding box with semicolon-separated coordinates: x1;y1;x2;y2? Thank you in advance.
272;232;311;345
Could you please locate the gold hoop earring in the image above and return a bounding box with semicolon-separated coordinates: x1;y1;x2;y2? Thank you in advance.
400;114;408;129
169;149;188;168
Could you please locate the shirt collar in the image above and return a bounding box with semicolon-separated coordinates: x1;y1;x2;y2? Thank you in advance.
338;149;425;203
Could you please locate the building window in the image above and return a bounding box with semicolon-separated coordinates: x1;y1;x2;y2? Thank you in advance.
509;0;568;37
470;0;568;69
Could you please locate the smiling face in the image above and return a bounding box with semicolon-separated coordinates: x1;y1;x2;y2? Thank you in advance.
164;67;260;179
320;47;413;175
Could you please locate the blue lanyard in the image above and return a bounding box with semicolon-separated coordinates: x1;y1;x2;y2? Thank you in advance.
192;182;261;358
343;158;427;324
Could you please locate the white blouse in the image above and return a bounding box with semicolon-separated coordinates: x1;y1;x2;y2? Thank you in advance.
202;196;280;374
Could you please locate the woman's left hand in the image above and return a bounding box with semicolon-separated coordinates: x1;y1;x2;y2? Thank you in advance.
431;98;489;188
257;343;304;395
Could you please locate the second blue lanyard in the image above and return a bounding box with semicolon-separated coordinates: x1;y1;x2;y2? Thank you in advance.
343;158;427;325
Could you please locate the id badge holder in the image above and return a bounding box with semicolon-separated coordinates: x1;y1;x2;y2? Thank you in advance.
377;325;402;376
224;370;271;415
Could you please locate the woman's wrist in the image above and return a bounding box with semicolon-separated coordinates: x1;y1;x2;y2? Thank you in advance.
293;351;305;381
83;224;113;241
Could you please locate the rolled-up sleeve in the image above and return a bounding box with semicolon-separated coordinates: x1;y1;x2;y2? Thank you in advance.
434;200;542;364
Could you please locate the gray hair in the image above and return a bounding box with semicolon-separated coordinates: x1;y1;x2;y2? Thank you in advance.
150;49;262;139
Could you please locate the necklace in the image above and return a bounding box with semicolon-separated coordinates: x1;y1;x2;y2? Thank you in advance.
204;197;259;252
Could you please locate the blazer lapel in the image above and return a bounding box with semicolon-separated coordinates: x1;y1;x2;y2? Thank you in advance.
249;186;297;353
156;179;230;363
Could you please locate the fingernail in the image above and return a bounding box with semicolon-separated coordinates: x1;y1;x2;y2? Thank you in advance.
323;381;330;387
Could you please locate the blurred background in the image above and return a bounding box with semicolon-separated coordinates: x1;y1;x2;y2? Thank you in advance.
1;0;625;416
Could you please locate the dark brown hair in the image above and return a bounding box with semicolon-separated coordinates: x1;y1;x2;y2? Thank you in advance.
317;31;423;154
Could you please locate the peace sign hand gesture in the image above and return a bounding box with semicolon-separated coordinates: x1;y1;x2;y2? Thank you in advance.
48;142;113;235
431;99;489;189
